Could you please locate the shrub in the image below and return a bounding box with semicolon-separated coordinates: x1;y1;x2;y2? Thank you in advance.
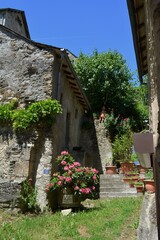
46;151;99;199
104;110;131;141
19;178;40;214
112;131;133;163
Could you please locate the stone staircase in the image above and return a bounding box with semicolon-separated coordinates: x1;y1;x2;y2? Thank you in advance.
100;174;138;198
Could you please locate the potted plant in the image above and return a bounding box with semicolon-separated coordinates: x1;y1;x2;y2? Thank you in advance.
105;157;117;174
112;131;134;174
129;180;135;188
46;151;99;208
144;169;155;193
134;181;144;193
123;174;139;184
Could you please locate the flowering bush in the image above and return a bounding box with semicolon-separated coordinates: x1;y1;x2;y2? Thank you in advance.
46;151;99;198
104;110;131;141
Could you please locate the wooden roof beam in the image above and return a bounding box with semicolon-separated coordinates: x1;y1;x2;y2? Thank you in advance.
74;91;82;96
135;4;144;13
138;22;145;29
62;64;68;68
66;75;75;80
139;35;146;42
63;70;72;75
68;81;77;86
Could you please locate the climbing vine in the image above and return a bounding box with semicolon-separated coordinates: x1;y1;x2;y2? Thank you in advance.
0;99;62;131
0;98;18;124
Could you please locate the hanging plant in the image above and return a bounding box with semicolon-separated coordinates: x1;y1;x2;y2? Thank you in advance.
0;99;62;132
12;99;62;131
0;98;18;124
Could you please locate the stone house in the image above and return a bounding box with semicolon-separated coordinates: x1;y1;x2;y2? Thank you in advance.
127;0;160;239
0;8;105;210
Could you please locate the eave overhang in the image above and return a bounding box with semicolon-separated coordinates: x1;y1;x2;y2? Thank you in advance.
127;0;147;82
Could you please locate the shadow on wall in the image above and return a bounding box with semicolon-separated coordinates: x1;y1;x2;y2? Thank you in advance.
80;112;103;174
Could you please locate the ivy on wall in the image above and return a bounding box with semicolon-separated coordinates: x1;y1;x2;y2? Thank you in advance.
0;99;62;132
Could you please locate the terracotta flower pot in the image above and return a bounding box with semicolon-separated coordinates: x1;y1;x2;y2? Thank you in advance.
123;177;132;183
144;180;155;193
123;177;139;184
120;162;134;174
136;185;144;193
105;166;117;174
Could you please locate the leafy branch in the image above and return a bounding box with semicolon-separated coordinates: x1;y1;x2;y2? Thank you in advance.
0;99;62;132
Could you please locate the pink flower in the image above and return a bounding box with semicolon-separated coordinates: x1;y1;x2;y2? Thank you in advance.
66;177;72;183
84;167;90;174
74;162;81;167
61;160;67;165
46;183;53;188
59;176;64;181
80;188;91;194
67;170;72;175
92;186;95;190
76;168;82;172
69;164;74;169
53;173;58;177
85;188;91;194
45;188;49;192
61;151;69;155
91;168;99;174
64;166;69;171
80;188;86;193
74;186;79;191
92;175;97;180
57;181;62;186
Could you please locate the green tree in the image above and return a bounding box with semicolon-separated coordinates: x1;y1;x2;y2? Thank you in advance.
74;50;148;132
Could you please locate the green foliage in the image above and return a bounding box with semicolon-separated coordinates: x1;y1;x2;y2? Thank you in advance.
0;99;62;133
131;153;138;162
112;131;133;163
134;181;144;187
145;169;153;180
12;99;62;131
104;110;131;141
74;49;149;132
19;178;40;214
74;50;133;113
0;98;18;124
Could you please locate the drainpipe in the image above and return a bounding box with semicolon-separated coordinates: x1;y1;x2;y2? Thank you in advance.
57;49;65;101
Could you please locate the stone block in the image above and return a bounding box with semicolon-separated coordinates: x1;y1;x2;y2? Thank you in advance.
15;161;29;177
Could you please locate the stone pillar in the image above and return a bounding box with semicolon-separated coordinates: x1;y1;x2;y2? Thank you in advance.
138;193;158;240
35;138;52;211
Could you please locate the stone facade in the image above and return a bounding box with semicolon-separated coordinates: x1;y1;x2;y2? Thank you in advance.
0;9;110;210
127;0;160;238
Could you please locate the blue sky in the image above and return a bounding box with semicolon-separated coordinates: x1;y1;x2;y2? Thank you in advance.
0;0;137;75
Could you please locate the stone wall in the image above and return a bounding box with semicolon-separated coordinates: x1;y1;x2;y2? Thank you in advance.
0;26;91;210
0;27;53;103
138;193;158;240
0;179;20;208
142;1;160;238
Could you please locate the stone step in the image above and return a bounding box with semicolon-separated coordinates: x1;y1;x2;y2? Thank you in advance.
100;179;125;184
100;187;136;193
100;182;130;188
99;174;138;198
100;174;124;179
100;192;138;198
